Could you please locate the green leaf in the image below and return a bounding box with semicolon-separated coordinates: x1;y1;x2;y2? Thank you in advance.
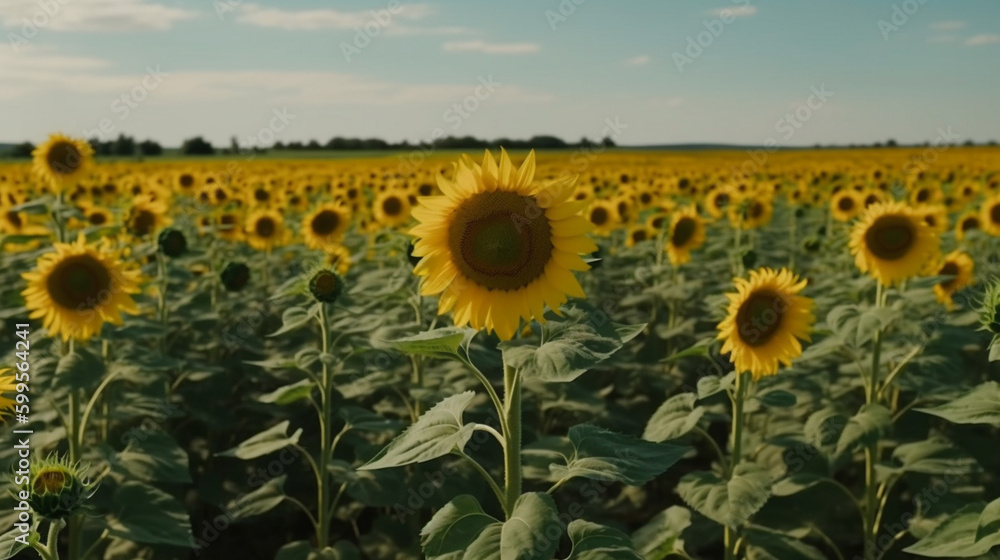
892;438;981;475
379;327;474;359
106;482;193;547
115;430;192;483
744;528;826;560
916;382;1000;427
757;390;797;408
643;393;705;442
501;493;561;560
771;474;826;497
835;403;891;456
664;337;715;362
904;502;1000;557
549;425;690;486
359;392;477;470
339;406;402;432
216;420;303;460
269;305;317;337
631;506;691;560
57;348;106;390
976;497;1000;543
500;306;643;383
565;520;642;560
465;524;503;560
677;463;772;528
0;526;34;560
803;408;846;450
420;495;499;559
259;379;315;405
697;372;734;399
226;475;287;520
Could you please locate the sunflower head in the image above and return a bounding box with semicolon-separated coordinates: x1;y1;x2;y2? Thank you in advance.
24;455;96;520
665;206;706;266
409;149;595;340
717;267;815;380
32;134;94;193
981;195;1000;237
0;369;17;419
245;209;287;251
157;229;187;258
309;269;345;304
302;203;351;249
220;262;251;292
932;251;974;310
21;234;140;341
849;201;940;286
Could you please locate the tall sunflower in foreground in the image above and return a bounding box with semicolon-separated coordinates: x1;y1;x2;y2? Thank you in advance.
981;195;1000;237
932;251;974;310
717;267;815;380
665;206;705;266
21;234;141;341
409;149;595;340
850;201;940;286
32;134;94;193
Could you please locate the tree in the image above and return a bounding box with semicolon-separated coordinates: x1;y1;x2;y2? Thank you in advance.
886;138;897;148
113;134;136;156
138;139;163;156
9;142;35;158
180;136;215;155
601;136;616;148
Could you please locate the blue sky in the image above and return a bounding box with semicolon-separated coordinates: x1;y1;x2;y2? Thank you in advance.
3;0;999;147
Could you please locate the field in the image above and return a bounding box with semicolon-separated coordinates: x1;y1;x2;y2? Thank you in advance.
2;140;1000;560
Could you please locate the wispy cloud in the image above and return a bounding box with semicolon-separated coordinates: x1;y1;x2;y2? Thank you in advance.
234;3;466;34
965;34;1000;47
927;35;958;44
624;55;650;66
0;0;197;32
442;41;540;55
929;20;966;31
709;6;757;18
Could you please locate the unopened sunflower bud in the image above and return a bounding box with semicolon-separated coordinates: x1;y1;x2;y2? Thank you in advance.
25;456;95;520
157;228;187;258
309;269;344;303
220;262;251;292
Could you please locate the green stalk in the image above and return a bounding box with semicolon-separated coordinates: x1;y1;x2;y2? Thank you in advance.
788;207;797;269
156;249;169;354
316;303;332;549
502;365;522;518
724;372;748;560
863;282;885;560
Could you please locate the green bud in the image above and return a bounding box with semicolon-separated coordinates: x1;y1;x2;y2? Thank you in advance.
309;269;344;304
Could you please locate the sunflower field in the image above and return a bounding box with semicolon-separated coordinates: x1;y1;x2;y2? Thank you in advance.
1;135;1000;560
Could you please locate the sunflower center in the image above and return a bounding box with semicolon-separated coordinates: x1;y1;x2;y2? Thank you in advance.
748;201;764;219
916;189;930;202
990;204;1000;225
88;212;107;226
961;216;980;231
129;209;155;236
590;207;609;226
33;470;67;494
46;142;83;176
418;183;434;196
631;229;648;243
7;211;22;229
735;289;786;347
46;254;112;311
383;197;403;217
447;191;553;291
671;217;696;247
938;261;960;291
311;210;341;236
255;217;276;238
865;215;915;261
254;188;269;202
179;174;194;188
838;197;855;211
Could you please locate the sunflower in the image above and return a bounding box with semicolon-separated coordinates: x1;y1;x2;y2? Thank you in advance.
850;201;940;286
0;369;17;419
705;187;732;219
0;208;49;237
21;234;141;341
916;204;949;234
980;195;1000;237
125;195;171;237
586;200;619;236
729;196;773;230
214;211;244;242
302;203;351;250
374;190;411;228
665;206;706;266
717;267;815;380
625;224;655;248
831;190;862;222
932;251;974;310
245;209;287;251
956;212;981;241
324;243;352;276
32;134;94;193
409;149;595;340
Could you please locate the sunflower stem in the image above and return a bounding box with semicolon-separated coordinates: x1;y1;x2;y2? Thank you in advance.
724;372;749;560
156;249;169;354
316;302;333;549
502;364;522;518
788;206;797;270
863;282;886;560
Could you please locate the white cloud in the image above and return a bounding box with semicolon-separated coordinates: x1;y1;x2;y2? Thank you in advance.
0;48;553;105
0;0;197;32
234;2;469;35
965;34;1000;46
929;20;966;31
442;41;540;54
649;97;683;108
624;55;650;66
927;35;958;44
709;6;757;18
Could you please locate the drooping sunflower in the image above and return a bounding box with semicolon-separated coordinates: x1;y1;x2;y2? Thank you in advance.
245;209;287;251
932;251;974;310
324;243;352;276
125;195;171;238
717;267;815;380
302;203;351;250
849;201;940;286
831;190;862;222
586;199;619;236
409;149;595;340
374;190;412;228
980;195;1000;237
21;234;141;341
32;134;94;193
665;206;706;266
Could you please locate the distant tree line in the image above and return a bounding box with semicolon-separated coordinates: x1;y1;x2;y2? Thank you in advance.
271;134;618;151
